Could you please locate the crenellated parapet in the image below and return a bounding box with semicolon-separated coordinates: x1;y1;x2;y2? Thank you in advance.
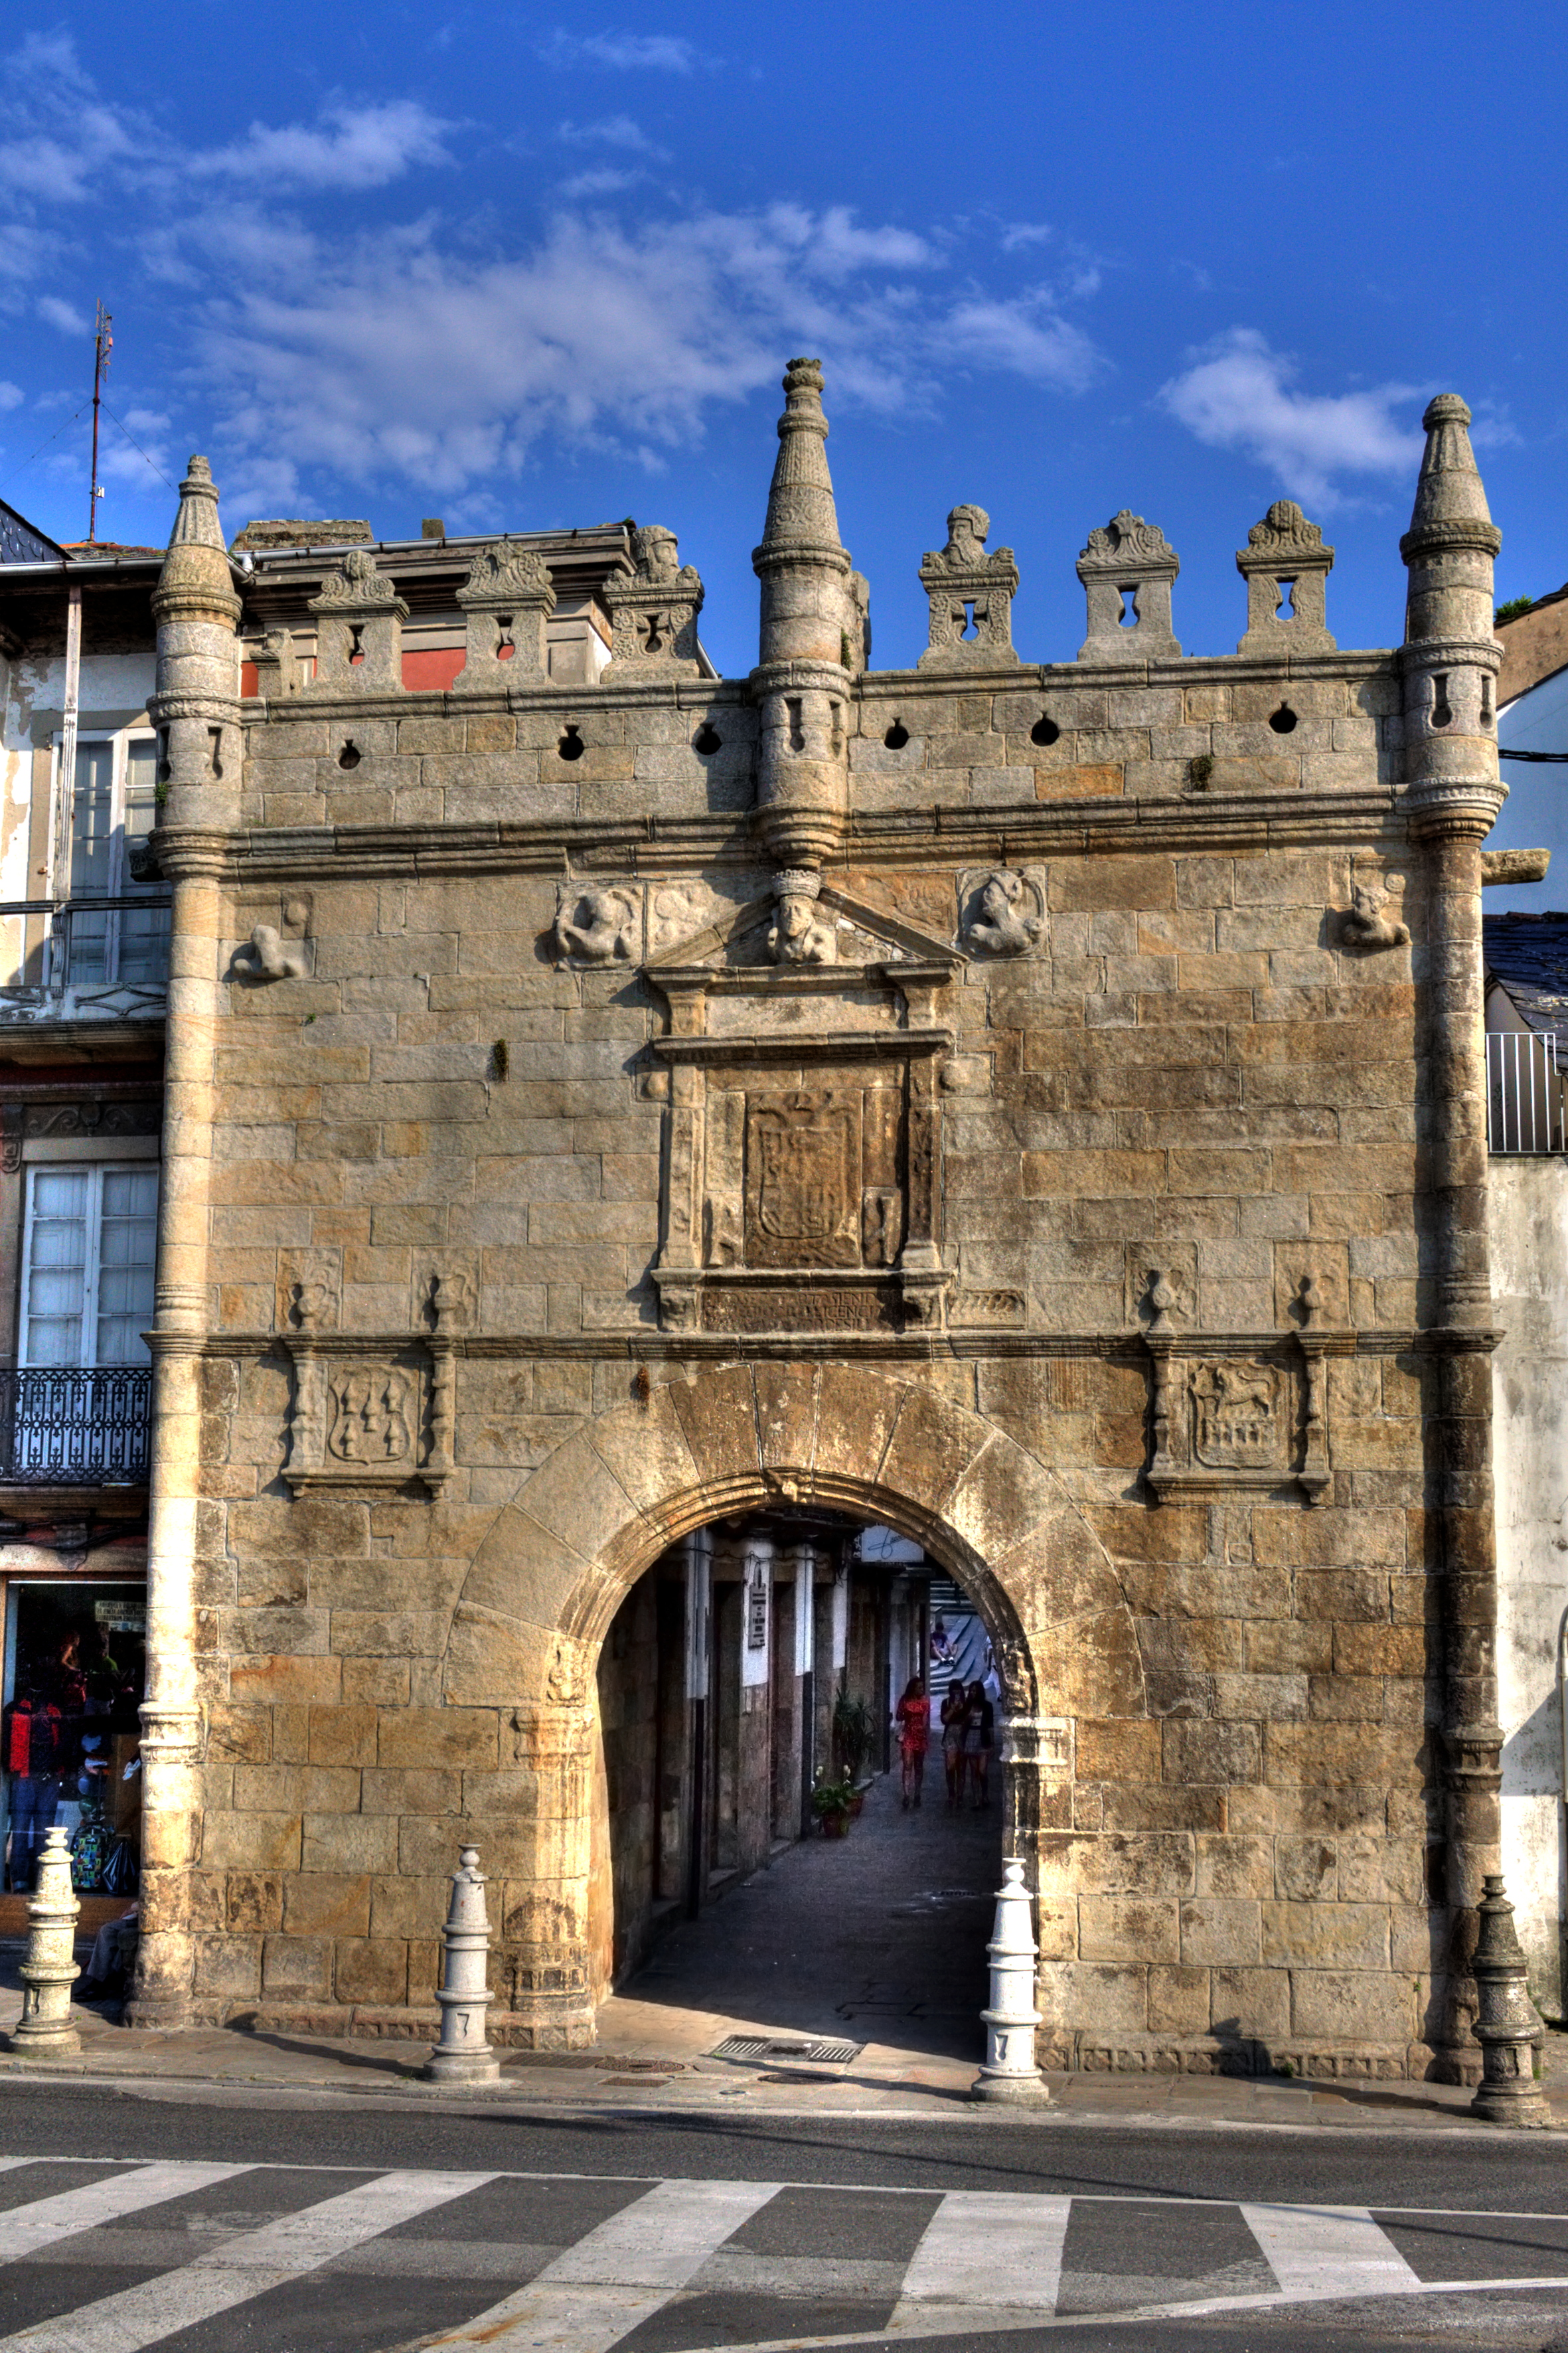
602;526;704;678
1235;501;1336;655
306;548;409;694
455;540;555;689
917;505;1020;669
1076;510;1181;663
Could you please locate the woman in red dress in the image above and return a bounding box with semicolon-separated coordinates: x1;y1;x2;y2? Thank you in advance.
894;1674;931;1809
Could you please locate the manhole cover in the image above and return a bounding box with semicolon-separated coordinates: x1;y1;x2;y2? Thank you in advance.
710;2034;862;2067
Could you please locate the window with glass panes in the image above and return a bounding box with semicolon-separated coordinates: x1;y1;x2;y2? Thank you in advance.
59;735;167;984
20;1166;158;1368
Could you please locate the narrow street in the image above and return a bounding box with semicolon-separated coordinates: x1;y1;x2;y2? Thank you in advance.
605;1759;1003;2067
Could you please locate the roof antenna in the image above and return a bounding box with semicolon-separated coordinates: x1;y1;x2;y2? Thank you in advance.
87;301;112;544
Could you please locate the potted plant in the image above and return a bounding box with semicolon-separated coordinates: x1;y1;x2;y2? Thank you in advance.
811;1774;854;1838
832;1674;874;1803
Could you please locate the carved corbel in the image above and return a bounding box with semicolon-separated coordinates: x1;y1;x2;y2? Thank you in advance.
550;883;640;966
1339;879;1411;950
768;870;836;965
230;924;309;983
959;869;1045;958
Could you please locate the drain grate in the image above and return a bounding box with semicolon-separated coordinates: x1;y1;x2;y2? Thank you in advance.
710;2034;862;2067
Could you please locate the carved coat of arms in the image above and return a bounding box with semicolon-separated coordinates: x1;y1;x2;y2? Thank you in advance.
1190;1362;1283;1470
746;1090;861;1267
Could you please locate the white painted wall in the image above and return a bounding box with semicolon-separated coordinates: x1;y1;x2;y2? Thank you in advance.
1490;1155;1568;2016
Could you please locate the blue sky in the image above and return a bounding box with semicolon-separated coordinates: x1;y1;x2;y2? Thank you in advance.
1;1;1564;704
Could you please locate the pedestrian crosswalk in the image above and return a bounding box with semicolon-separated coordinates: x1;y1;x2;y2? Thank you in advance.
0;2160;1561;2350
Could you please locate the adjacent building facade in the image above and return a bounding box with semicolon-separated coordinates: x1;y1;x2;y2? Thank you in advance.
1;371;1555;2079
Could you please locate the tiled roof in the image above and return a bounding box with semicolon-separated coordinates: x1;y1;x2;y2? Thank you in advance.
1483;910;1568;1031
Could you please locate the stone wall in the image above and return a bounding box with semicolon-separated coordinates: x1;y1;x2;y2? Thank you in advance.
1490;1155;1568;2018
129;384;1510;2081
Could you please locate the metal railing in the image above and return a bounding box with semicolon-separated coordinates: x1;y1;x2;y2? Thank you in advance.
0;1367;153;1485
0;895;171;991
1486;1029;1565;1155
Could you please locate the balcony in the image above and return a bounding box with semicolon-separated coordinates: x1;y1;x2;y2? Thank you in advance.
1486;1028;1565;1155
0;896;171;1029
0;1366;153;1487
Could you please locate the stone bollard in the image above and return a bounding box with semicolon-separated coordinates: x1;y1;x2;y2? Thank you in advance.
972;1856;1048;2104
10;1826;82;2054
423;1844;501;2085
1470;1874;1551;2129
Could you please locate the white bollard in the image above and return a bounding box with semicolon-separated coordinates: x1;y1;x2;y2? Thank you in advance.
10;1825;82;2054
423;1844;501;2084
972;1856;1048;2104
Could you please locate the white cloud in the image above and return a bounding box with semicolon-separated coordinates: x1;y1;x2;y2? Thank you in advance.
558;115;665;155
540;30;701;72
0;32;140;204
0;380;21;410
945;291;1102;393
189;100;453;191
560;167;645;199
1000;222;1054;253
38;295;88;335
182;202;1103;501
1159;327;1423;504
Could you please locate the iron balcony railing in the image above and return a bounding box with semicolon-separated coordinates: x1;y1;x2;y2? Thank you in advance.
0;1366;153;1485
1486;1028;1566;1155
0;894;172;992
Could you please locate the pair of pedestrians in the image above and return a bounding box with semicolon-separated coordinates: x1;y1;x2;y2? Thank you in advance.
894;1674;994;1809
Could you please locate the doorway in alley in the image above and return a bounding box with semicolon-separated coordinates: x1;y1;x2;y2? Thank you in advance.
593;1509;1006;2061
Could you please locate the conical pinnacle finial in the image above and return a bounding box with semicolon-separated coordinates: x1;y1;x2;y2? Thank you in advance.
1405;395;1498;538
154;452;239;625
758;357;843;554
167;455;227;552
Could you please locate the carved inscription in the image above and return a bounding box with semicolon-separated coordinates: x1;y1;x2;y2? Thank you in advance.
745;1090;862;1267
702;1285;898;1333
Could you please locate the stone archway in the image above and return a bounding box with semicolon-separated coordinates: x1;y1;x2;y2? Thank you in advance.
440;1362;1142;2047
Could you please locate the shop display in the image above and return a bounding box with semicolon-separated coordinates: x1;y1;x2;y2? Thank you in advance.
1;1584;144;1894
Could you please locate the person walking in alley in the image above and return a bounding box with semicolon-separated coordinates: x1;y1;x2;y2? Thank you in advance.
939;1680;966;1807
895;1674;931;1809
963;1678;994;1808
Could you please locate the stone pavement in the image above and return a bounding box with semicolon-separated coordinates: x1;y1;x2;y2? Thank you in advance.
0;1771;1563;2133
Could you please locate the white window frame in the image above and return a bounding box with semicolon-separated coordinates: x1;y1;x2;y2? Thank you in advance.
18;1160;159;1370
46;728;162;985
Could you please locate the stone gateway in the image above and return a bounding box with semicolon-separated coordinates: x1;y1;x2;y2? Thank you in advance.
125;371;1510;2083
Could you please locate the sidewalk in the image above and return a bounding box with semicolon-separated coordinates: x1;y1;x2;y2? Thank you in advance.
1;1770;1564;2134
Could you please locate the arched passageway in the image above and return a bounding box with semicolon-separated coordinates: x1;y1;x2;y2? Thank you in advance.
591;1505;1006;2060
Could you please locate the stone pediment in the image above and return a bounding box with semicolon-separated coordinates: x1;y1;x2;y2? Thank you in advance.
643;884;960;1336
644;883;961;985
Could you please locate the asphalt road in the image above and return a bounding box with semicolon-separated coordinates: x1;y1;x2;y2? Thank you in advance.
0;2080;1563;2352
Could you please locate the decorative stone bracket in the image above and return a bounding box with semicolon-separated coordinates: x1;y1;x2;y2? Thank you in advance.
1144;1325;1351;1504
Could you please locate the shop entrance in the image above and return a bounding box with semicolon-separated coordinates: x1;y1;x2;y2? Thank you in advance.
1;1580;145;1902
593;1508;1006;2060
